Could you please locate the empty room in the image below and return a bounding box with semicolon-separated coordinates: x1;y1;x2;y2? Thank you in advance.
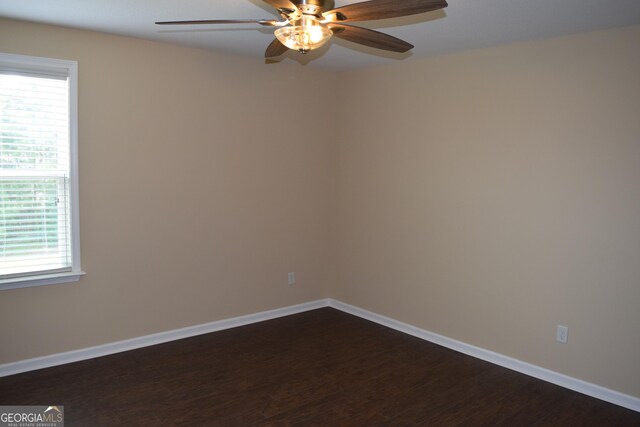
1;0;639;425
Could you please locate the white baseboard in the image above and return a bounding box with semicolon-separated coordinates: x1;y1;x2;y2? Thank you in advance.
327;299;640;413
0;299;328;378
1;297;638;413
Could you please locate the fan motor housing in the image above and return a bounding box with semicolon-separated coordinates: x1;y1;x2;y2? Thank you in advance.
291;0;335;12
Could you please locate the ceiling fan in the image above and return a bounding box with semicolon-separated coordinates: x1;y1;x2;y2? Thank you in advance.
156;0;448;58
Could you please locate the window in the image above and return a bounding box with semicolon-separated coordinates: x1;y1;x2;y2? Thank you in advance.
0;53;83;290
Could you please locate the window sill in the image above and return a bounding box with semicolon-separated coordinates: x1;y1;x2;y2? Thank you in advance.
0;271;86;291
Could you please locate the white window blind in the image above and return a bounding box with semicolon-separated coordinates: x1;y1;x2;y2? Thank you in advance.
0;53;82;289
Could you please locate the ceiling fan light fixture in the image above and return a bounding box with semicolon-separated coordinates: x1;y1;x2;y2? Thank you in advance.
275;15;332;54
157;0;450;59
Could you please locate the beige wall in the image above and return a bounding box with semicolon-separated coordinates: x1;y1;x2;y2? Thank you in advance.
0;18;337;362
1;17;639;399
333;26;640;397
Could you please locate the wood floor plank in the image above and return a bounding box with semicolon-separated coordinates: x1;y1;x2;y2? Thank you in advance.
1;308;638;426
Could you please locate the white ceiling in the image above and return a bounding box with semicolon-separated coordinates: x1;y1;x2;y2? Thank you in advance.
1;0;639;71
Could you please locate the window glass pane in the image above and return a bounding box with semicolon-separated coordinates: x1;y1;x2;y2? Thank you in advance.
0;72;72;279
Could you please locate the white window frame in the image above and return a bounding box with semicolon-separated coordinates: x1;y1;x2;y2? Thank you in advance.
0;52;84;290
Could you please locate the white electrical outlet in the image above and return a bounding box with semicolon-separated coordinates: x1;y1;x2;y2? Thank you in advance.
556;325;569;343
288;272;296;285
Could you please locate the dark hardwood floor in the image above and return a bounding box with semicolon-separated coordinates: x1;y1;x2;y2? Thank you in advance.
1;308;638;426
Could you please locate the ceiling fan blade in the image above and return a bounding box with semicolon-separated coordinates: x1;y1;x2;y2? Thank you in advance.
325;0;447;22
260;0;297;12
156;19;280;26
265;38;289;58
328;23;413;53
